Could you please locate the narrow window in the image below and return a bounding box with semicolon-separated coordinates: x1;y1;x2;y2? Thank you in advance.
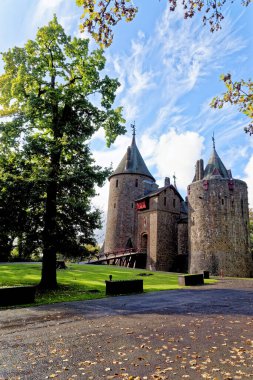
164;197;166;206
135;179;138;187
241;199;244;217
116;179;118;188
222;199;224;205
114;203;116;208
173;199;176;208
131;203;134;208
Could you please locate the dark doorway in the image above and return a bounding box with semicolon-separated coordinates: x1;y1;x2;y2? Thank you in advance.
125;238;133;249
141;233;148;252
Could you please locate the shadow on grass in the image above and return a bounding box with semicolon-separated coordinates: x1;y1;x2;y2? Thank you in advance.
0;263;218;308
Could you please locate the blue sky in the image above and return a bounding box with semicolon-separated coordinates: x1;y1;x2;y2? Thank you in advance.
0;0;253;242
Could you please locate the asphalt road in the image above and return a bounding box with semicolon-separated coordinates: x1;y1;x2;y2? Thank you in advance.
1;279;253;380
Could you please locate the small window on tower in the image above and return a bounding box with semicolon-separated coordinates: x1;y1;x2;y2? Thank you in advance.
135;179;138;187
173;199;176;208
116;179;118;188
114;203;116;208
131;203;134;208
164;197;166;206
222;199;224;205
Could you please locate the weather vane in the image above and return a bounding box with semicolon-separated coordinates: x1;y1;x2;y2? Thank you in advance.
212;131;215;149
131;121;136;136
173;173;177;188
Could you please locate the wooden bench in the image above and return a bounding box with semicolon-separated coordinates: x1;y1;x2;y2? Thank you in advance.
105;279;143;295
0;286;36;306
178;274;204;286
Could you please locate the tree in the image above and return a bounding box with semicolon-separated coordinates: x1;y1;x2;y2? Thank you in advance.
211;75;253;135
0;16;125;289
76;0;252;47
76;0;253;133
0;159;46;262
0;150;44;262
76;0;138;48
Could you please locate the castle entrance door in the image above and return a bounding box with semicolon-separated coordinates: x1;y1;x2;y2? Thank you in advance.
141;233;148;253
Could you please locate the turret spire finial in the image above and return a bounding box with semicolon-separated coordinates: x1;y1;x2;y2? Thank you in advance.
131;121;136;137
173;173;177;188
212;132;215;150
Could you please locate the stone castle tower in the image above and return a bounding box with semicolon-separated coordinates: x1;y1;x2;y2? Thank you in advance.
104;129;156;253
104;129;252;278
188;139;253;277
104;128;188;272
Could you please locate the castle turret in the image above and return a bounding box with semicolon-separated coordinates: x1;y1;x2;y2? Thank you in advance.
188;139;253;277
104;129;156;254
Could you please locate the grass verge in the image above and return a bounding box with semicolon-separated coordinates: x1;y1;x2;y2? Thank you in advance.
0;263;216;307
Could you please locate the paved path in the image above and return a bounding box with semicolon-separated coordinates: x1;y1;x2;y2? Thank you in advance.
1;279;253;379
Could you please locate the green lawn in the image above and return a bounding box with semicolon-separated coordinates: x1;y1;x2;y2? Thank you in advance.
0;263;216;307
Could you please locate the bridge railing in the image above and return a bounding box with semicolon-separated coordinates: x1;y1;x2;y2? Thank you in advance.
86;249;147;263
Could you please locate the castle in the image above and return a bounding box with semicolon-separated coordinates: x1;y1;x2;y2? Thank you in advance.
104;129;253;277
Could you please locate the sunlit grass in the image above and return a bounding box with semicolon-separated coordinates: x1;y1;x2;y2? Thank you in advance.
0;263;216;307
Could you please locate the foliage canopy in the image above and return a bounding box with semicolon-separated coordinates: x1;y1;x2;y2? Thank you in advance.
0;16;125;288
76;0;252;47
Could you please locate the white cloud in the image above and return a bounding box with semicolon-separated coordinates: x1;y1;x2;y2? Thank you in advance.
106;33;157;121
32;0;64;25
92;134;131;170
150;128;204;192
31;0;79;34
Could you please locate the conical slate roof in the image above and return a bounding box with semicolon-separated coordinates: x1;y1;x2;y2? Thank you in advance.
203;145;230;180
110;133;155;181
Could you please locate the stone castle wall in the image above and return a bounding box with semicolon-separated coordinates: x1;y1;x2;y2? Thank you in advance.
156;211;178;271
104;174;152;253
155;189;181;271
137;210;157;270
178;221;188;255
137;188;181;271
188;178;253;277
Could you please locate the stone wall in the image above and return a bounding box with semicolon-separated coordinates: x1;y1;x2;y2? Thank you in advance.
178;221;188;255
188;178;253;277
136;188;181;271
156;211;179;271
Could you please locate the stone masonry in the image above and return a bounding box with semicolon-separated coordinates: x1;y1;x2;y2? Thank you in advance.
188;178;252;277
188;141;253;277
104;130;253;277
104;173;153;253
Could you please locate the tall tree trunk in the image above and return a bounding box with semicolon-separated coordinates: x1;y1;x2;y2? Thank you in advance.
40;102;61;289
39;179;58;289
39;83;61;290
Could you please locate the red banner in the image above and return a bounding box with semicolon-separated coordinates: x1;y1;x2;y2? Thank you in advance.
136;200;146;210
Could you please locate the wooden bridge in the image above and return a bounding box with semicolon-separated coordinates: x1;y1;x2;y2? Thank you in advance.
85;249;147;269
